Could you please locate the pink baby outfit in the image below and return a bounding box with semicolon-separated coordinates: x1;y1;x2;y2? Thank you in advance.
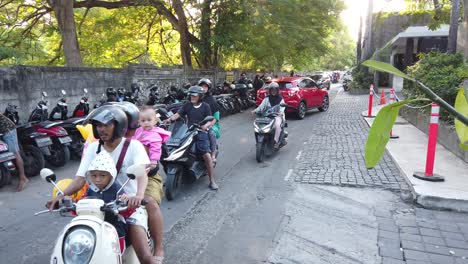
133;127;171;163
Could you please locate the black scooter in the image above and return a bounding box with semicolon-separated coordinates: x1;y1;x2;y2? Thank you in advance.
49;90;68;121
254;104;288;162
160;116;217;200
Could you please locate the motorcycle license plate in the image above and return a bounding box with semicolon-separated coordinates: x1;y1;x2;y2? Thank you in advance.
35;137;53;147
0;151;15;163
58;136;72;144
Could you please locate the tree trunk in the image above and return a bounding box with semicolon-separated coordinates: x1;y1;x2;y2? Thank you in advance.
50;0;82;66
357;15;363;64
199;0;213;68
172;0;192;68
447;0;460;54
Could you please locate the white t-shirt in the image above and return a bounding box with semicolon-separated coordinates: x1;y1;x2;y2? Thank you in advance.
76;138;150;195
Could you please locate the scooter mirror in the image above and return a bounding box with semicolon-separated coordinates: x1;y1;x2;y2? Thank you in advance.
40;168;56;183
126;164;146;180
42;91;48;97
61;90;66;95
84;88;88;94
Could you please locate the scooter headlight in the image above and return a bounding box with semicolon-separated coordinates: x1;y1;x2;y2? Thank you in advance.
63;227;96;264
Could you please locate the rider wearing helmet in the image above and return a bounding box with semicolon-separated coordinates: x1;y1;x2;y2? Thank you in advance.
106;87;118;102
252;82;285;149
104;101;140;137
47;105;165;264
165;86;219;190
197;78;221;161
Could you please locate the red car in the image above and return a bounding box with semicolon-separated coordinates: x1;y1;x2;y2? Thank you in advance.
256;77;329;119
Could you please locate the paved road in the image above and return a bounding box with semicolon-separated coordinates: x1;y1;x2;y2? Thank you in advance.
2;83;468;264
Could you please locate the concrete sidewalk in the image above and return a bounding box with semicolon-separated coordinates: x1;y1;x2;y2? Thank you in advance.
362;106;468;212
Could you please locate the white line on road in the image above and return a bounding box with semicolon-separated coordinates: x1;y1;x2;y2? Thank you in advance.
295;151;302;161
284;169;293;181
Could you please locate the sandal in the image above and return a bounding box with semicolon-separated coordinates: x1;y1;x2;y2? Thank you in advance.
209;182;219;190
154;256;164;264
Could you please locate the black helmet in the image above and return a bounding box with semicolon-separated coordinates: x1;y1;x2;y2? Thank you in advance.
86;105;128;140
183;82;191;89
131;83;140;93
106;87;117;97
188;86;204;97
117;88;125;96
197;78;212;90
104;101;139;130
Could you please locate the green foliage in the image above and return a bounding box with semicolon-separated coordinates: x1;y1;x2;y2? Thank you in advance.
365;100;410;169
0;0;351;70
350;65;373;90
363;60;415;81
403;52;468;122
455;87;468;150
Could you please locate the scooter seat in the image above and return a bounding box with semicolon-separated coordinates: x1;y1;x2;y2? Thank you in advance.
41;121;63;129
62;117;85;125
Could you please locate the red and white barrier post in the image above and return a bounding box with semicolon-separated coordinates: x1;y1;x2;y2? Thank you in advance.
413;103;445;182
389;89;399;139
367;84;374;117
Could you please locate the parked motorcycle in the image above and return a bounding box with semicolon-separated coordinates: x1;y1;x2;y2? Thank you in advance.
29;91;49;122
36;165;153;264
254;104;288;163
4;104;19;125
0;135;17;187
342;78;350;91
161;116;217;200
27;93;71;167
49;90;68;121
4;104;48;177
72;88;90;117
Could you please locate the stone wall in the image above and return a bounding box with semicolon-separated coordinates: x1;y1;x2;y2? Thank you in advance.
400;107;468;163
0;65;269;123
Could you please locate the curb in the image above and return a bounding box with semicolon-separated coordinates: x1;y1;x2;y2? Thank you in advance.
362;113;468;212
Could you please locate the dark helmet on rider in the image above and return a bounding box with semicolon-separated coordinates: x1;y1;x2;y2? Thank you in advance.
183;82;191;89
106;87;117;97
131;83;140;93
86;105;128;141
117;88;125;97
188;86;204;98
197;78;212;90
104;101;139;130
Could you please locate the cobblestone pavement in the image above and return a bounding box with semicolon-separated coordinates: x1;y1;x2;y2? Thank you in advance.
378;207;468;264
292;93;409;191
292;92;468;264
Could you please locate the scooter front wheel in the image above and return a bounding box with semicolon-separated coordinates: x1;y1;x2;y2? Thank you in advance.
256;142;265;163
165;167;183;201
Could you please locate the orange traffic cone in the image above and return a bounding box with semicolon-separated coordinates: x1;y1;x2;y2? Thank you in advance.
379;89;386;105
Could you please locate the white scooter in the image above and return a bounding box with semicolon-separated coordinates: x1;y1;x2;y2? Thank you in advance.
35;165;153;264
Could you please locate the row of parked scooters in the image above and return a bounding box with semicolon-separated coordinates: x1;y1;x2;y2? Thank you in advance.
0;82;256;188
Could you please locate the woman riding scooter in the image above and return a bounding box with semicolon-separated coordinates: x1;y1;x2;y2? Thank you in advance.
252;82;285;149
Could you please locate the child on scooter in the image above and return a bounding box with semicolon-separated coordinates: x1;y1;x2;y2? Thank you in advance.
133;106;171;177
84;151;129;252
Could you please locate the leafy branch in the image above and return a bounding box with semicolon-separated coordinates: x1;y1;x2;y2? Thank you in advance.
362;60;468;168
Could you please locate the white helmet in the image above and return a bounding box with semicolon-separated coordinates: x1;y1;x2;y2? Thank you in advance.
267;82;280;90
87;151;117;192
